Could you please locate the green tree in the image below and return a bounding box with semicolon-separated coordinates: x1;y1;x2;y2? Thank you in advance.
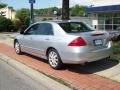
62;0;69;20
0;16;13;32
0;3;7;8
34;7;61;16
15;8;29;31
71;5;86;16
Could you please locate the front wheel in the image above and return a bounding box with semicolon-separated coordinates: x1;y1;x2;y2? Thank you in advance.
48;49;63;69
14;41;22;54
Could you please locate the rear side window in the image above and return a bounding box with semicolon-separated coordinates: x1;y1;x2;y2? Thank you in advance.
59;22;93;33
36;23;54;35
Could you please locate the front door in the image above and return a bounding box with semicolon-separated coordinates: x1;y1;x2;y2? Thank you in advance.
20;24;39;54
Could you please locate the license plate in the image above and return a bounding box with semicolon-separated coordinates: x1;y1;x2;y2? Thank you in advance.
94;39;103;46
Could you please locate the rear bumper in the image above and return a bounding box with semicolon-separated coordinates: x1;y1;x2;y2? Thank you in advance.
61;42;112;64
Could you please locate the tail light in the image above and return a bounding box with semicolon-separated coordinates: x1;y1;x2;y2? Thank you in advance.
68;37;87;46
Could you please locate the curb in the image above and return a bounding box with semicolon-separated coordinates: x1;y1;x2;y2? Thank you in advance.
0;53;72;90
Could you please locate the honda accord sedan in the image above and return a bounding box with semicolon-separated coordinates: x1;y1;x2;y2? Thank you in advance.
14;21;111;69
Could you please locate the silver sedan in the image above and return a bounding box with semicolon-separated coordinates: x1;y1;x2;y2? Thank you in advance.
14;21;111;69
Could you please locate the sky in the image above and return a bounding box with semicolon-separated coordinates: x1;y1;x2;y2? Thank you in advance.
1;0;92;9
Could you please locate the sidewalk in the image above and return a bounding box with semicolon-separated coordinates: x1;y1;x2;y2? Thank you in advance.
0;43;120;90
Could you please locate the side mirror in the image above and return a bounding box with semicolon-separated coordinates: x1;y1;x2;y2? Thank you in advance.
20;31;24;34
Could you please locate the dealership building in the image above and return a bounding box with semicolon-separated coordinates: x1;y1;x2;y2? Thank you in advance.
86;0;120;31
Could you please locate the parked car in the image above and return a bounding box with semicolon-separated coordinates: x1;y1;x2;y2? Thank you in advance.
107;31;118;41
107;27;120;41
14;21;111;69
116;27;120;40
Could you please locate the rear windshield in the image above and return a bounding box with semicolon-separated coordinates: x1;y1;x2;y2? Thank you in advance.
58;22;93;33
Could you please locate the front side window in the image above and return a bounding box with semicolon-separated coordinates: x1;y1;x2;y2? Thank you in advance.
58;22;93;33
25;24;39;35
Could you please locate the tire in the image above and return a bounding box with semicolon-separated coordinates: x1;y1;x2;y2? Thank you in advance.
14;41;22;54
47;49;63;69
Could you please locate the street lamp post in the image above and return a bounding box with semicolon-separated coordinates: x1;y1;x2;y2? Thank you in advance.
29;0;35;25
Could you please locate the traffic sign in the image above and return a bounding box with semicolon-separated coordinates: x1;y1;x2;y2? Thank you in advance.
29;0;35;4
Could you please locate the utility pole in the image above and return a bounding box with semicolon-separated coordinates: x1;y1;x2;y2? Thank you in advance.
29;0;35;25
62;0;70;20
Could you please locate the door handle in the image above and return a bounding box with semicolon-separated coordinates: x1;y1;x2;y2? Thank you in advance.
45;38;50;40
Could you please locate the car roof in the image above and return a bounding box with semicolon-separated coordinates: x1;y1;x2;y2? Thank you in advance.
34;20;83;24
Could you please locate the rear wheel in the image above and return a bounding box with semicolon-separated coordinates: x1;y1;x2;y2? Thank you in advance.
15;41;22;54
47;49;63;69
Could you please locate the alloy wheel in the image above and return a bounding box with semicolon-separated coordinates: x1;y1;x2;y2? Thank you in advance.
15;42;21;54
48;49;63;69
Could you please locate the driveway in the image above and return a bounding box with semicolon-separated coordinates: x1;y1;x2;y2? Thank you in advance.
0;33;120;89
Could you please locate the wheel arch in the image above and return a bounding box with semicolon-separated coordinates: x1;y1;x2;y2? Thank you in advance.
46;47;57;57
46;47;63;62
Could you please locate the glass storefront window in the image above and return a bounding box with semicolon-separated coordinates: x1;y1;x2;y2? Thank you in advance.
97;13;120;31
105;25;112;31
105;18;112;24
98;25;104;30
113;18;120;24
98;14;104;17
104;14;112;18
98;14;105;19
113;13;120;18
98;19;104;24
113;25;120;30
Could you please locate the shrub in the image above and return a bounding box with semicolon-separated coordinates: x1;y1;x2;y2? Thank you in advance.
42;18;47;21
0;16;14;32
15;8;30;31
48;18;53;20
112;41;120;54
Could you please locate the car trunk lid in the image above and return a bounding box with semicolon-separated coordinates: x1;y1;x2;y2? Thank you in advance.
68;31;109;50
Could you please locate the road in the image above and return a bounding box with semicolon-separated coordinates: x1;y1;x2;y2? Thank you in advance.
0;59;50;90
